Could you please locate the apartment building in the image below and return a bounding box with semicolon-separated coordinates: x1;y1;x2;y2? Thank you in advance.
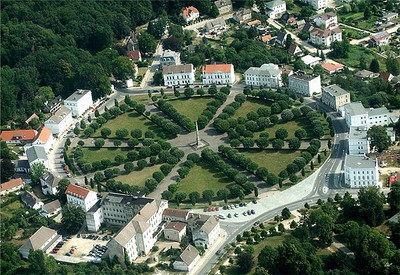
348;126;370;155
86;200;104;232
288;71;321;96
160;50;181;67
310;27;342;47
368;107;389;127
314;12;338;28
321;84;350;111
44;105;74;137
214;0;232;14
192;216;220;249
265;0;286;19
64;89;93;117
202;64;235;85
344;154;379;188
65;183;98;212
344;102;389;128
244;63;282;88
40;172;61;196
163;64;195;86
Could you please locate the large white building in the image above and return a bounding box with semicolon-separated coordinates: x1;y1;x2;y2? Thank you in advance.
31;127;54;153
107;199;168;263
344;154;379;188
244;63;282;88
344;102;389;128
321;84;350;111
265;0;286;19
348;126;370;155
288;71;321;96
163;64;195;86
44;105;74;137
202;64;235;85
65;183;98;212
299;0;329;10
310;27;342;47
86;200;104;232
64;89;93;117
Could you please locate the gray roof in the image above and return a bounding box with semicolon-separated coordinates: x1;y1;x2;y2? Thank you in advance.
41;172;60;188
368;107;388;117
19;226;57;251
163;64;193;74
26;146;47;164
349;126;368;140
266;0;285;9
113;220;137;247
205;18;226;30
383;12;398;19
176;244;199;266
345;155;377;169
245;63;281;77
355;70;374;78
214;0;232;8
21;191;42;208
344;102;367;117
65;89;91;102
200;216;219;234
87;199;102;213
322;84;349;97
43;200;61;214
47;105;72;124
13;160;30;169
103;192;153;206
276;32;287;43
289;71;319;81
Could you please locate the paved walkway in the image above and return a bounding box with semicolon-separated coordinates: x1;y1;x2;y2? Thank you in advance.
332;237;355;259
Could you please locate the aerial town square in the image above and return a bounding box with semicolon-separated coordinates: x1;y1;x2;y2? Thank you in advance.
1;0;400;274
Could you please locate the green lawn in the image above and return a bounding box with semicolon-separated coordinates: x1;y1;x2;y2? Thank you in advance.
82;148;130;163
233;97;272;119
94;111;168;139
0;200;24;218
338;12;377;31
137;67;148;77
260;117;312;140
168;97;214;122
241;149;303;175
330;45;386;71
115;164;162;186
177;161;234;194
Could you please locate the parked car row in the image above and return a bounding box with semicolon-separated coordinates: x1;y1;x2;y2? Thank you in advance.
87;244;108;258
51;241;65;254
203;206;220;212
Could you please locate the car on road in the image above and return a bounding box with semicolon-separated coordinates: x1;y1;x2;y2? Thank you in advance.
234;213;239;217
251;209;255;214
203;85;209;88
194;85;200;88
247;210;252;215
166;86;172;89
252;199;257;204
243;212;247;216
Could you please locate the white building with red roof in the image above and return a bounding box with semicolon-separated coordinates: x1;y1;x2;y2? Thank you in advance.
202;64;235;85
0;130;38;144
31;127;54;153
65;184;97;212
180;6;199;24
370;31;391;47
0;178;24;196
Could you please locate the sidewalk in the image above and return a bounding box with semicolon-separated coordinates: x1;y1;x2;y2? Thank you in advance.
189;229;227;275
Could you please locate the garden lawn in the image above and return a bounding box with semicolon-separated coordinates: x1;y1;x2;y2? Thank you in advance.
168;97;214;122
0;200;24;218
233;97;272;119
137;67;148;77
82;148;130;163
241;149;302;175
331;45;386;70
94;111;168;139
259;117;313;140
114;164;162;186
177;161;234;194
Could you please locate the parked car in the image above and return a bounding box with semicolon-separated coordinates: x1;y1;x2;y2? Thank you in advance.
251;209;255;214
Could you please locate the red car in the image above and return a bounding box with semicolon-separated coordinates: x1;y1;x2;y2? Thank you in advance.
166;86;172;89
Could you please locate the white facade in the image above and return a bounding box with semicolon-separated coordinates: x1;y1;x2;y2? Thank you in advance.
173;245;200;272
344;155;379;188
65;184;98;212
202;64;235;85
321;84;350;111
310;27;342;47
370;32;391;47
288;71;321;96
314;12;338;29
163;64;195;86
244;63;282;87
44;105;74;137
40;172;59;196
348;126;370;155
160;50;181;67
86;201;104;232
26;146;49;169
192;216;220;248
64;89;93;117
344;102;389;128
32;127;54;153
181;6;200;23
299;0;329;10
368;107;389;127
265;0;286;19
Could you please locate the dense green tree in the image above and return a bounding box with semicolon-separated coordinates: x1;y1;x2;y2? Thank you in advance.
0;159;15;183
30;162;47;184
138;32;157;56
189;191;200;206
358;187;385;226
388;181;400;212
112;56;135;80
369;58;380;73
275;128;288;140
367;125;391;152
61;204;85;234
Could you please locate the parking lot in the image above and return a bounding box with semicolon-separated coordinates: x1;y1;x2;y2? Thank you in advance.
204;200;259;220
51;235;110;259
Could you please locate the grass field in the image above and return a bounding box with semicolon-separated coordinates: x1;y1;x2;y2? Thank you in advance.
177;161;234;194
115;164;162;186
241;149;303;175
0;200;24;218
94;111;168;139
233;97;272;119
168;97;214;122
82;148;130;163
261;117;311;140
137;67;148;77
330;45;386;71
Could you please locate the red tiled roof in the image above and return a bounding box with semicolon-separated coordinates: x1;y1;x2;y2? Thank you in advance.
181;6;199;18
36;127;52;143
247;19;261;26
203;64;233;73
165;221;186;231
163;208;189;218
380;72;393;81
1;178;24;192
322;62;344;72
261;34;272;42
0;130;37;142
127;50;141;61
65;184;90;199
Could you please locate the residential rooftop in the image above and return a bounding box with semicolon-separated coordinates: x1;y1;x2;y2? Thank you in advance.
163;64;193;74
368;106;388;117
322;84;349;97
349;126;368;140
344;102;367;116
290;71;320;81
345;155;377;169
244;63;281;76
65;89;91;102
